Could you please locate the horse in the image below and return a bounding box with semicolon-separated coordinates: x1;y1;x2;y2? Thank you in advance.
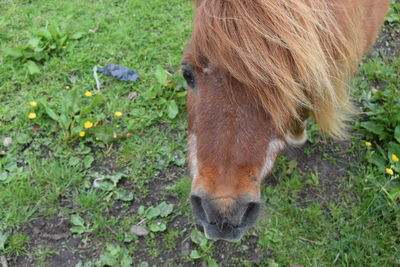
182;0;390;242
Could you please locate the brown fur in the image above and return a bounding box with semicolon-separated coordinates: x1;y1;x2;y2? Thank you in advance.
185;0;389;213
192;0;389;138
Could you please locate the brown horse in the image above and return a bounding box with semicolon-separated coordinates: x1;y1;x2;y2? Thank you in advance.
182;0;390;241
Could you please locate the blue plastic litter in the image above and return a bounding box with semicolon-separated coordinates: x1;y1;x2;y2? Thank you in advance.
97;64;140;82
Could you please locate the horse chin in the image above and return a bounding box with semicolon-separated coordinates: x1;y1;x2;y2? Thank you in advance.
197;221;247;242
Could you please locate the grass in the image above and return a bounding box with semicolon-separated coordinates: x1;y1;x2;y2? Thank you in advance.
0;0;399;266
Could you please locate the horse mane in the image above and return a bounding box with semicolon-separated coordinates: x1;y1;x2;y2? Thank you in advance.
192;0;361;138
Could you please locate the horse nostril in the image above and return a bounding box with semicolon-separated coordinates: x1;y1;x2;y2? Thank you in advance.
242;201;260;226
191;195;261;228
190;195;207;222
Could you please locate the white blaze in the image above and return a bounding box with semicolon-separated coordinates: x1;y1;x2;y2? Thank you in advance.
259;139;285;180
188;134;199;185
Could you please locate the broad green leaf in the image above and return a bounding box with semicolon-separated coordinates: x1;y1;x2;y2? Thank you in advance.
107;244;120;256
146;206;161;219
190;250;202;259
59;35;68;46
70;226;85;234
176;91;187;97
72;126;82;136
69;157;80;166
365;150;385;170
167;100;179;119
148;223;166;232
387;188;400;202
121;252;133;267
97;180;114;191
359;121;386;138
155;65;168;86
191;230;207;246
83;155;94;169
138;206;145;215
108;173;124;186
26;60;41;75
70;89;80;113
80;106;92;116
49;24;60;39
394;125;400;143
36;28;52;40
0;232;9;250
158;202;174;217
388;142;400;162
70;32;83;40
70;214;85;226
91;94;106;108
59;114;71;129
16;133;32;144
123;233;138;243
42;102;59;121
0;172;9;182
93;125;114;144
115;190;134;202
137;262;149;267
28;37;40;49
207;258;218;267
3;47;24;58
78;145;91;155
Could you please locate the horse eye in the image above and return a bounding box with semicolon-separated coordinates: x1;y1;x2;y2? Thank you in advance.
181;62;196;89
183;69;196;88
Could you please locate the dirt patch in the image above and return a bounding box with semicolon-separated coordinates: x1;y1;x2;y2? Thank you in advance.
276;138;357;206
371;22;400;57
11;214;99;267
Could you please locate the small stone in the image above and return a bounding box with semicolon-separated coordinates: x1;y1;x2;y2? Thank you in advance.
130;225;149;236
181;242;190;255
3;137;12;147
128;91;137;102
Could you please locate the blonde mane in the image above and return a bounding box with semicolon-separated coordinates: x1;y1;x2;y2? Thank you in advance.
192;0;362;138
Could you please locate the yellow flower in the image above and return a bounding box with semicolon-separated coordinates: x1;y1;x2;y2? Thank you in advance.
114;111;122;117
28;112;36;119
65;85;70;89
62;46;67;49
84;91;92;97
84;121;93;129
29;101;37;107
392;154;399;162
386;168;394;175
365;141;372;147
79;131;86;137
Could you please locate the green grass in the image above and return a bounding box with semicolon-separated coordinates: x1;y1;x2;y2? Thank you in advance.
0;0;399;266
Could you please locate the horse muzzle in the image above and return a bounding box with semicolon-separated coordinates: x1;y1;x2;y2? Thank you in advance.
190;193;260;242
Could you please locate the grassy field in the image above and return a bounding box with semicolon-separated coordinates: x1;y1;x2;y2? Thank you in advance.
0;0;399;266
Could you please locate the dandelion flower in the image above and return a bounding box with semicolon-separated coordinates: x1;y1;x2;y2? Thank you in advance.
114;111;122;117
84;121;93;129
84;91;92;97
386;168;394;175
79;131;86;137
29;101;37;107
28;112;36;119
392;154;399;162
365;141;372;147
